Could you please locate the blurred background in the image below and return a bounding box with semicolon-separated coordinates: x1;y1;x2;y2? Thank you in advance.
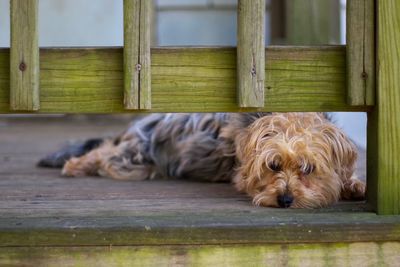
0;0;366;148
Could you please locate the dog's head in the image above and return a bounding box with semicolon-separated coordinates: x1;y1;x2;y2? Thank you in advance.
234;113;357;208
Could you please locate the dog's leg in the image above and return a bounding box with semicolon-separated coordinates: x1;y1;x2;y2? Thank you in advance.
38;138;104;168
341;175;366;200
62;140;154;181
97;144;155;181
61;141;118;177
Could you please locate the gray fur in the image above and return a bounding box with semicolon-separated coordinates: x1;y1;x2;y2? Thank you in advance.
108;113;270;182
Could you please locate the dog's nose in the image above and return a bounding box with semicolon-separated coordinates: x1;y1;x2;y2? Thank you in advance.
277;194;294;208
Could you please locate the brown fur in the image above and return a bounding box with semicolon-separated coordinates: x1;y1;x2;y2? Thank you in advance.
60;113;365;208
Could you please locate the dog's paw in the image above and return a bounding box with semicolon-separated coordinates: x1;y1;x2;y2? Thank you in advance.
61;158;90;177
342;176;366;200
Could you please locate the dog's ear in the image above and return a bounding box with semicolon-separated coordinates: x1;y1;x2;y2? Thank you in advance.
317;123;358;180
233;115;285;194
220;113;272;143
235;114;287;161
232;113;272;128
234;127;261;193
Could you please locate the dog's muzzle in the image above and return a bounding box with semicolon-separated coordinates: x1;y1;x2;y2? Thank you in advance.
277;194;294;208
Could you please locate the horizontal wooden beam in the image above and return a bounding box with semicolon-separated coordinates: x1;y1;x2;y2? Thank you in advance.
0;46;371;113
1;202;400;246
1;243;400;266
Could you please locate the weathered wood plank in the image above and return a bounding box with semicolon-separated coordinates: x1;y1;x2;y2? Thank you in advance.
0;46;371;113
285;0;340;45
124;0;140;109
1;243;399;267
0;117;395;247
347;0;375;105
124;0;151;110
369;0;400;215
139;0;152;109
10;0;39;111
237;0;265;107
2;208;400;247
367;110;378;211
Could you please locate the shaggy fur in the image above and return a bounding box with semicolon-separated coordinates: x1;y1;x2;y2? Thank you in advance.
39;113;366;208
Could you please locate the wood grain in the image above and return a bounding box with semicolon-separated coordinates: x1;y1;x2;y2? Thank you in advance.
285;0;340;45
124;0;151;110
10;0;39;111
0;118;395;248
237;0;265;107
347;0;375;105
370;0;400;215
0;46;370;113
1;243;400;266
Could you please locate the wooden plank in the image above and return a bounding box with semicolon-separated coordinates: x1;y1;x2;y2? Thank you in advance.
347;0;375;105
1;243;400;266
3;207;400;247
150;0;158;45
270;0;285;44
0;46;370;113
10;0;39;111
139;0;151;109
124;0;151;110
237;0;265;107
0;118;397;247
124;0;140;109
367;110;378;212
368;0;400;215
285;0;340;45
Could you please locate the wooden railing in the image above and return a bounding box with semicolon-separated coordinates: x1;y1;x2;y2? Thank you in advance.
2;0;400;215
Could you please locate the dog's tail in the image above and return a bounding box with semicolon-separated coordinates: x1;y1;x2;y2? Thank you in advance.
37;138;104;168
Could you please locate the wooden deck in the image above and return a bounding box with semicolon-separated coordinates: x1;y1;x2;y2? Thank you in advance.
0;116;399;266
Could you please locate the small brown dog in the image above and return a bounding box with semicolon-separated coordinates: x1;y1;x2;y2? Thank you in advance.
39;113;365;208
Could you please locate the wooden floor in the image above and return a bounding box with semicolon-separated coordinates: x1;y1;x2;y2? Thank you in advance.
0;116;367;221
0;116;260;216
1;116;400;266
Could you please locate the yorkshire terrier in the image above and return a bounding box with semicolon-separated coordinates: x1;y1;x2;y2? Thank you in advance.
38;113;366;208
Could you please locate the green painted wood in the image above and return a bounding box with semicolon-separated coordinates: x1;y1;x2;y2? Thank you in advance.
10;0;39;111
124;0;151;110
0;117;380;248
286;0;340;45
139;0;151;109
237;0;265;107
1;243;399;267
367;111;378;212
0;46;370;113
2;203;400;246
370;0;400;215
347;0;375;106
123;0;140;109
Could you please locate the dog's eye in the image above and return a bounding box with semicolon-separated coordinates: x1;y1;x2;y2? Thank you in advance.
268;162;282;172
301;164;315;175
261;133;271;139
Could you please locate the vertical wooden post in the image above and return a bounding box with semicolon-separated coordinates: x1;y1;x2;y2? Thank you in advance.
270;0;285;45
286;0;341;45
347;0;375;105
150;0;158;46
124;0;151;110
368;0;400;215
10;0;39;111
237;0;265;108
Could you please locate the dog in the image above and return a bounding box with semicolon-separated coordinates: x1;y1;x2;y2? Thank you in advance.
38;112;366;208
